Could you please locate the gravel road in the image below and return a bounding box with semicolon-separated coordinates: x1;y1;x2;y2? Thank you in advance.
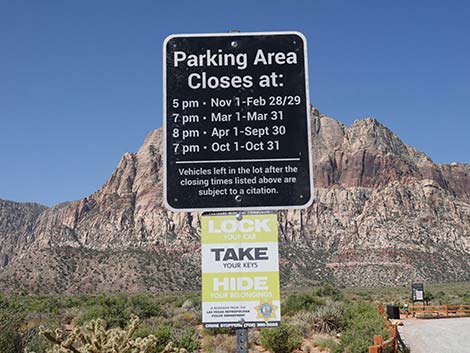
398;317;470;353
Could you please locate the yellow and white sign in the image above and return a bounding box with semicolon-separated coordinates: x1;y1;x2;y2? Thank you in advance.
201;213;280;328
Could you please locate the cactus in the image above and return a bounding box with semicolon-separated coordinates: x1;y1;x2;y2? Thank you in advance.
30;314;158;353
160;342;187;353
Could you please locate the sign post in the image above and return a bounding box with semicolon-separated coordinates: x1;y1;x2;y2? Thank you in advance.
164;31;312;349
163;31;312;212
236;327;249;353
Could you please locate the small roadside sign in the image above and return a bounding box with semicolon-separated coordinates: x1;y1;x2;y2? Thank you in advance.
163;31;313;211
412;283;424;301
201;212;280;328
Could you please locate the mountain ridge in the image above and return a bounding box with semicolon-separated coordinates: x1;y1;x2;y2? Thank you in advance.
0;107;469;293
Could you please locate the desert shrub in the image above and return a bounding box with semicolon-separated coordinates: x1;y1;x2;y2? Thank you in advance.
181;299;200;311
135;322;173;353
129;295;163;319
290;301;343;336
314;337;338;352
19;296;61;316
0;326;23;353
136;321;199;353
202;333;235;353
423;291;434;305
161;294;193;309
0;295;25;353
173;327;200;352
178;311;199;325
289;311;317;337
260;324;302;353
77;295;130;327
77;295;162;328
334;302;387;353
22;321;60;353
461;292;470;305
312;301;343;334
155;323;174;345
1;296;64;353
23;328;51;353
281;291;324;316
178;298;202;324
248;329;261;347
316;285;343;301
78;303;128;328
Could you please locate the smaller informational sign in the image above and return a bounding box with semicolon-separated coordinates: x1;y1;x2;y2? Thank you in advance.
201;213;280;328
412;283;424;302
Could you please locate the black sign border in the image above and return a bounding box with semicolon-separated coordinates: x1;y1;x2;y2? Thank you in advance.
163;31;313;212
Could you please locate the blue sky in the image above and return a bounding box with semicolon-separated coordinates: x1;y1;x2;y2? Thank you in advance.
1;0;469;206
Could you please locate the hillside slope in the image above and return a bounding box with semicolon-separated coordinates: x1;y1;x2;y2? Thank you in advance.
1;108;469;293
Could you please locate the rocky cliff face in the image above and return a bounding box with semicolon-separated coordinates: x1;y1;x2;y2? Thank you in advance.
0;108;469;293
0;200;47;268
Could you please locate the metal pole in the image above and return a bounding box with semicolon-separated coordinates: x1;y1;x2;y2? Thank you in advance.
236;327;249;353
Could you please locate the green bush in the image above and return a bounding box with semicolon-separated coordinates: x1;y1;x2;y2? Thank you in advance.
77;295;162;328
462;292;470;305
23;328;52;353
136;323;199;353
0;326;23;353
135;322;173;353
334;302;387;353
281;291;324;316
316;284;343;301
289;311;316;337
314;337;338;352
0;296;25;353
289;301;343;337
129;295;163;319
174;327;200;352
423;291;434;305
78;303;129;328
260;324;302;353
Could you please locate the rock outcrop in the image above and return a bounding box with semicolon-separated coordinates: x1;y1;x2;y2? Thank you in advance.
0;200;47;268
0;108;469;293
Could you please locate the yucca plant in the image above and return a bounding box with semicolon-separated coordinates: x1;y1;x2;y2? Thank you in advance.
312;301;343;334
289;311;317;337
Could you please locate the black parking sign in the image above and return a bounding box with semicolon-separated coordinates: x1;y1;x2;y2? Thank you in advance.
164;32;313;211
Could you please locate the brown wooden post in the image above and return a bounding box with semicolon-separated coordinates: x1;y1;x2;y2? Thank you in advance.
445;304;448;317
393;325;399;353
369;346;379;353
373;335;383;353
374;335;383;345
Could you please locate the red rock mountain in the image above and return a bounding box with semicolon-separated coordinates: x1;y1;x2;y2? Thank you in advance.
0;108;469;293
